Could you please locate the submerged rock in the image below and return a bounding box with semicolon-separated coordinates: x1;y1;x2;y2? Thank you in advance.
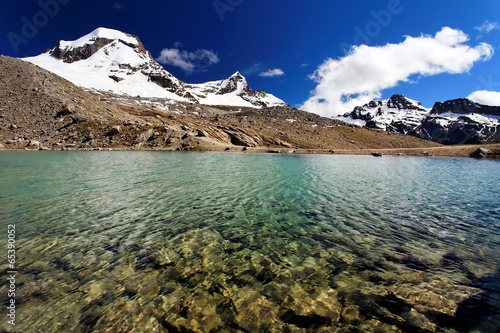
390;280;481;316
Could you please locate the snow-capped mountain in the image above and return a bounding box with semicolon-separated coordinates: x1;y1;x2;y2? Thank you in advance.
416;98;500;144
23;27;287;108
342;95;430;133
342;95;500;144
186;72;286;108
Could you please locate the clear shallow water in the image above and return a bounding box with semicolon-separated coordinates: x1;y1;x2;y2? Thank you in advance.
0;151;499;332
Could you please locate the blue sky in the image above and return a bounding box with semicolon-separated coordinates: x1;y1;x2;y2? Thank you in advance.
1;0;500;116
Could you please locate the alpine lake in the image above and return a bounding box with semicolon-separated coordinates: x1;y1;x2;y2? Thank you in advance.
0;151;499;332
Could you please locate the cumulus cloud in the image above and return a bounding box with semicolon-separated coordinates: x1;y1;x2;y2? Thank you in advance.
156;47;219;74
468;90;500;106
301;27;494;117
259;68;285;77
475;20;500;38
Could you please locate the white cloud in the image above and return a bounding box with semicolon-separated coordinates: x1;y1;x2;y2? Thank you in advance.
156;48;219;74
259;68;285;77
468;90;500;106
301;27;494;117
475;20;500;37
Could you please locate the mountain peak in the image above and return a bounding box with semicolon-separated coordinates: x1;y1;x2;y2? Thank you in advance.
49;27;145;64
386;94;425;110
217;71;250;95
342;94;429;133
57;27;140;51
86;27;136;40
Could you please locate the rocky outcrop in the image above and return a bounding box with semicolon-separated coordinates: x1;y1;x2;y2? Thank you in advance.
50;38;115;63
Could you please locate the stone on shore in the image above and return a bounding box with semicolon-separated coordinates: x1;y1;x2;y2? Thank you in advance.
470;148;489;158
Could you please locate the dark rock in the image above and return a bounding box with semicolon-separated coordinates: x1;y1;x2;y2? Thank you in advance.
372;152;383;157
57;103;76;117
50;38;115;63
106;125;121;136
470;148;489;158
109;75;124;82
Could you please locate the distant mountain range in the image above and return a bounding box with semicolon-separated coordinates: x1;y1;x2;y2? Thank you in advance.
342;95;500;144
23;27;287;109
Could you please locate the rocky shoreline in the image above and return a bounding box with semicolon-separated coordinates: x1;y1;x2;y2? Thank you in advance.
2;143;500;159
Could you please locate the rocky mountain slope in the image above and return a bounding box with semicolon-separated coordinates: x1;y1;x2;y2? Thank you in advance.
342;95;500;145
23;27;286;109
1;55;445;153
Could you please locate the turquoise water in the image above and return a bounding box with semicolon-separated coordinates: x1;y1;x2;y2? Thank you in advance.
0;151;499;332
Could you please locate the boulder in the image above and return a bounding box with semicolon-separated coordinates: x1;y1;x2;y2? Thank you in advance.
470;148;489;158
56;103;76;117
28;140;41;147
106;125;121;136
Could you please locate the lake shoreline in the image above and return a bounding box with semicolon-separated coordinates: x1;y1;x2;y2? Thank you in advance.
1;142;500;158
